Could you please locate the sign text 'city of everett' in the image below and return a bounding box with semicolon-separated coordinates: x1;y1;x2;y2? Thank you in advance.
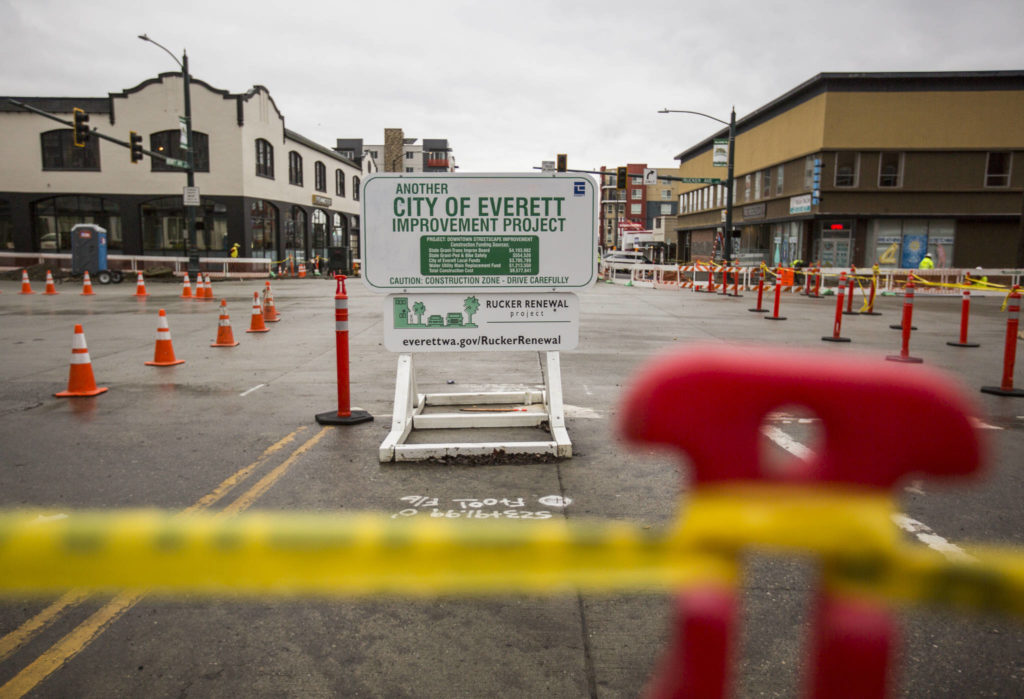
360;173;598;293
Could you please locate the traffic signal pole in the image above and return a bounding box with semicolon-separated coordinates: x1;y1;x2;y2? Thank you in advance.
5;99;184;166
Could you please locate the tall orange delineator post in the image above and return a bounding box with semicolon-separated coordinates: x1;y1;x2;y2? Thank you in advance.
886;281;922;363
748;271;768;313
981;286;1024;397
315;275;373;425
764;267;786;321
947;288;980;348
889;275;918;331
843;267;857;315
822;271;852;343
620;345;983;699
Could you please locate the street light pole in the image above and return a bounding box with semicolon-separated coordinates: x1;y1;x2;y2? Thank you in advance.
659;107;737;265
139;34;200;277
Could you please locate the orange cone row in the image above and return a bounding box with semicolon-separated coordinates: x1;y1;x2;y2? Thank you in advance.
51;282;282;396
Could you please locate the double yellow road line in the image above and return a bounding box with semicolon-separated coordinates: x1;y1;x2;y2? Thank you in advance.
0;425;328;698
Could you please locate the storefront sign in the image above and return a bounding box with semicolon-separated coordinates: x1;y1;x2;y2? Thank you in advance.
383;292;579;352
789;194;811;214
742;203;766;219
312;194;332;207
361;173;598;293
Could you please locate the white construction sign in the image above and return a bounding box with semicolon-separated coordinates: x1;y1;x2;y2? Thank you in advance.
360;172;598;293
384;292;579;353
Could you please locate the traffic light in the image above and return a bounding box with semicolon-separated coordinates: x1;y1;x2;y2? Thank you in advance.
130;131;143;163
556;154;567;172
616;166;627;189
72;108;89;147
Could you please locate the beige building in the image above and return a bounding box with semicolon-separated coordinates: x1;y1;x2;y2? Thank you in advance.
1;72;373;269
670;71;1024;268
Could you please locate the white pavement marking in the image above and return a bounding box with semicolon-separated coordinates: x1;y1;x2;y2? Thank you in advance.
239;383;267;397
762;425;973;563
32;513;68;524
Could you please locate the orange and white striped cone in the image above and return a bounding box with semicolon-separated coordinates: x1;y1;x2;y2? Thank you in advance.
199;274;213;300
44;270;59;295
81;271;95;296
246;291;270;333
55;325;108;397
210;299;240;347
180;272;192;299
262;281;280;322
134;272;149;297
19;270;34;294
144;309;186;366
298;263;307;278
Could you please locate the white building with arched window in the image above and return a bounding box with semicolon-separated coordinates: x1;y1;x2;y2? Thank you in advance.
0;72;374;273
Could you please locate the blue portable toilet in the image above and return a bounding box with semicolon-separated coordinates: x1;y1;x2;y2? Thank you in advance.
70;224;122;283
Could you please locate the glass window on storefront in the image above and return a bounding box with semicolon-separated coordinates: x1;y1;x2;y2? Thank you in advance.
311;209;328;265
32;196;122;252
284;206;307;264
140;197;227;254
331;213;347;247
814;221;853;268
250;200;278;260
770;222;802;266
867;219;956;268
0;199;12;249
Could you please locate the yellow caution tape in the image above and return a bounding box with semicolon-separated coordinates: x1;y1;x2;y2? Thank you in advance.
1;490;1022;619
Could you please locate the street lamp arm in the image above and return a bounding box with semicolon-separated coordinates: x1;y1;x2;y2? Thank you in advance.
138;34;183;70
658;108;729;126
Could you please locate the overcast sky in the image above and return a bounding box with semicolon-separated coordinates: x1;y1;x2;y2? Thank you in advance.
2;0;1022;173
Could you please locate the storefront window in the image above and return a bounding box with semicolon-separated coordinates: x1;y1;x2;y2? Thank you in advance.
140;196;226;254
250;200;278;259
331;213;347;247
0;199;12;249
285;206;307;264
867;219;956;268
311;209;328;262
32;196;122;252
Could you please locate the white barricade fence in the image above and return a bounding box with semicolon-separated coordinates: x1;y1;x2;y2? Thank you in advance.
0;252;272;278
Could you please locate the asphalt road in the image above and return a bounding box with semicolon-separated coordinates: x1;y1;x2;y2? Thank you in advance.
0;274;1021;697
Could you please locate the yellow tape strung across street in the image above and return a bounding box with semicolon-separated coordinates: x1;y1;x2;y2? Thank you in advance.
1;491;1022;619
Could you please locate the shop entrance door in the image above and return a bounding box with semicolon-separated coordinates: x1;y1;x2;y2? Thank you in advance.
819;236;851;268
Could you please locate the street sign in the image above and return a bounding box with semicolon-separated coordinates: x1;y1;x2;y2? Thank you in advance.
360;173;598;293
643;168;657;185
165;157;189;169
541;161;555;172
678;177;722;184
182;186;200;206
384;292;579;352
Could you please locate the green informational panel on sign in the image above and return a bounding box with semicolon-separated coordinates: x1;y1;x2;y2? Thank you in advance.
360;173;598;293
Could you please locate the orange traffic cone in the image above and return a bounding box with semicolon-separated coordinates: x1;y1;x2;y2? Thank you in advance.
203;274;214;300
44;270;59;295
134;272;149;297
262;281;280;322
81;271;95;296
144;309;185;366
19;270;34;294
55;325;108;397
210;299;240;347
246;291;270;333
180;272;192;299
298;263;307;278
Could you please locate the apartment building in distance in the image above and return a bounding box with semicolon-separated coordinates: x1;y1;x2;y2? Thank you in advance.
335;130;456;174
669;71;1024;268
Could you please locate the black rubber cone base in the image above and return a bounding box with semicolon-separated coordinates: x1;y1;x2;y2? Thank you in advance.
886;354;923;363
860;311;882;316
749;308;769;313
947;341;980;348
822;336;852;343
764;316;787;321
889;324;917;330
315;409;374;425
980;386;1024;397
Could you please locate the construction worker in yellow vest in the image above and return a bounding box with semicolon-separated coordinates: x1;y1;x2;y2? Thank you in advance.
918;253;935;269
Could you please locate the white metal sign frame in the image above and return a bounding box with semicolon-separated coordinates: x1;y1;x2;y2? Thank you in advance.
379;351;571;462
